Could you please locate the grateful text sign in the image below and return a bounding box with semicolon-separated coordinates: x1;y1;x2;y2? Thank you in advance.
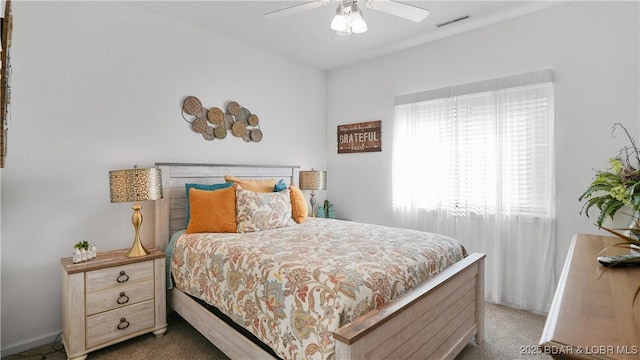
337;120;382;154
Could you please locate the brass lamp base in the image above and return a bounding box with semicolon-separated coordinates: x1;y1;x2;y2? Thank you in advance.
126;203;150;258
126;237;149;257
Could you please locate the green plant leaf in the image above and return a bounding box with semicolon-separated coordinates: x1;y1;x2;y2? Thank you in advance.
601;227;640;247
597;199;624;227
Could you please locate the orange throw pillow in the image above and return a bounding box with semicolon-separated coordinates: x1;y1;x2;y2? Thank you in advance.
224;175;276;193
186;185;237;233
289;185;308;224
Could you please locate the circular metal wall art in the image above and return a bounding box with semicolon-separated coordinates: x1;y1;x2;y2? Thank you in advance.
232;121;246;137
202;126;215;141
223;114;234;130
181;97;264;144
214;126;227;139
250;128;263;142
207;107;224;125
227;101;241;116
248;114;259;126
242;129;252;142
183;96;203;116
191;117;208;133
236;107;250;124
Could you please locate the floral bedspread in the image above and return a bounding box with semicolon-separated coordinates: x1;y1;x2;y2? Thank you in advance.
170;218;466;360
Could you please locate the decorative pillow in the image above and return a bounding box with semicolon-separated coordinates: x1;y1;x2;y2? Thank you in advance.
274;179;287;192
225;175;276;193
186;185;237;234
236;186;292;233
289;185;308;224
185;182;233;227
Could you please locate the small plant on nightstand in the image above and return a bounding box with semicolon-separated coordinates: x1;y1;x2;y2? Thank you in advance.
72;240;96;263
318;200;336;218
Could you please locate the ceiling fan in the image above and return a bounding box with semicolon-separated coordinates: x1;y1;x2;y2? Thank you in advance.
264;0;430;37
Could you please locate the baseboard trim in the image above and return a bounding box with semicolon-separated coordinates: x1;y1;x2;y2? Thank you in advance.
1;329;61;357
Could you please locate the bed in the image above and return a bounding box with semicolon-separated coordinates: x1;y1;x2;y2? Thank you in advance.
154;163;485;359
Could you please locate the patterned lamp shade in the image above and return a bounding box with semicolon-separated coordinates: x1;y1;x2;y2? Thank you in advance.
299;170;327;191
109;167;163;203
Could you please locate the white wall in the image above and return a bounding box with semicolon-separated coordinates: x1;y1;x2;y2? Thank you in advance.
2;0;638;355
0;1;326;354
326;1;639;290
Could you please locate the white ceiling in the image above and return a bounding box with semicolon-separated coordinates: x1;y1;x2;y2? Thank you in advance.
130;1;559;70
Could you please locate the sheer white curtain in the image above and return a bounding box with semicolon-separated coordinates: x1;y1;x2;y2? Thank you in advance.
392;70;556;313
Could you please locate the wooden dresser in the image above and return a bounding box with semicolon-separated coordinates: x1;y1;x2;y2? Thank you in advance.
61;248;167;360
539;233;640;359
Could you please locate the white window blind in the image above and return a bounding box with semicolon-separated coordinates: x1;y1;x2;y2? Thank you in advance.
391;70;556;313
392;70;554;217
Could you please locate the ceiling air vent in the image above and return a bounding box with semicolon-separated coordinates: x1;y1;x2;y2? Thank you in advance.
436;14;471;28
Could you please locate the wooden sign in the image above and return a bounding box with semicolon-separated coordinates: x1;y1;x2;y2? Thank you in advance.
337;120;381;154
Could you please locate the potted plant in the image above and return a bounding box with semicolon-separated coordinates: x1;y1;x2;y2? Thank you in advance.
580;123;640;234
579;123;640;304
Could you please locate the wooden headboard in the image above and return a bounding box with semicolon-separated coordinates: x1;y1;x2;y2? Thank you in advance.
153;163;300;250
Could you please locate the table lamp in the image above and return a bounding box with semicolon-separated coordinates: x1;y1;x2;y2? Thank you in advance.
298;169;326;217
109;166;163;257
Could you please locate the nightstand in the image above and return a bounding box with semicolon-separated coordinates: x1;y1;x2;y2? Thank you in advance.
60;248;167;360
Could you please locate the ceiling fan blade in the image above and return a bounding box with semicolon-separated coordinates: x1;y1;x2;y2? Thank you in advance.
264;1;326;20
370;0;430;22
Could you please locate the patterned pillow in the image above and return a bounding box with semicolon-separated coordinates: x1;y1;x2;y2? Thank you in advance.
236;186;292;233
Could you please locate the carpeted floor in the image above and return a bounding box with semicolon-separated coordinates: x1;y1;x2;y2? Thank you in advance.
455;303;551;360
3;302;551;360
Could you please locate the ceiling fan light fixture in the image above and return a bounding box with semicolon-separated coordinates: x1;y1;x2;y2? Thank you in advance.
330;5;349;31
348;4;367;34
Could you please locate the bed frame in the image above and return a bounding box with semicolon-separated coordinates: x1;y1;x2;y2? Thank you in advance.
154;162;485;359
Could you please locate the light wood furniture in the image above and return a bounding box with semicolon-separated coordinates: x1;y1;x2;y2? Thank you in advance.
155;162;486;360
61;248;167;360
540;233;640;359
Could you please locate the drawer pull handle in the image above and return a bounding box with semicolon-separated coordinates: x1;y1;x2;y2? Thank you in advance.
117;292;129;305
116;271;129;283
117;318;130;330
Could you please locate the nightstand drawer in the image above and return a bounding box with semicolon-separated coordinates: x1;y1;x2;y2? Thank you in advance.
86;261;153;293
86;299;155;349
86;279;154;316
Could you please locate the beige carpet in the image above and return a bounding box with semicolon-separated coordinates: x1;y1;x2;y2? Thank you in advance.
456;303;551;360
4;302;551;360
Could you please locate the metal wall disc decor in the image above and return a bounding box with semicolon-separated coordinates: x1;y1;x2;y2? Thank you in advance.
202;126;215;141
214;126;227;139
248;114;259;126
207;107;224;125
223;114;234;130
227;101;241;116
191;117;207;133
250;128;263;142
232;120;246;137
236;107;250;124
181;97;264;143
183;96;203;116
242;131;252;142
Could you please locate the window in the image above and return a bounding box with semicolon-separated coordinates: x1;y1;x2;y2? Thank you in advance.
392;71;554;218
392;71;556;312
